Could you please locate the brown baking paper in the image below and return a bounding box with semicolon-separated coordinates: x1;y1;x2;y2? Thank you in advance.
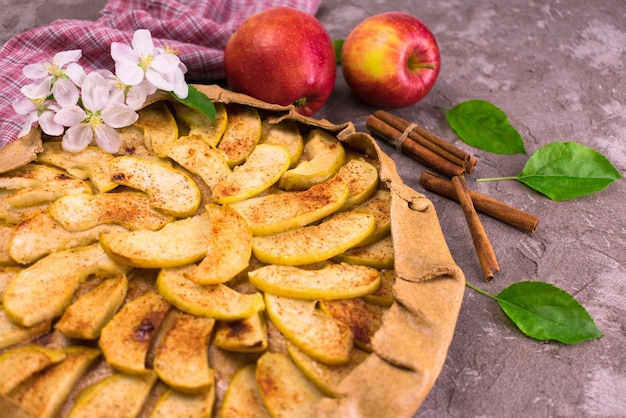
0;85;464;418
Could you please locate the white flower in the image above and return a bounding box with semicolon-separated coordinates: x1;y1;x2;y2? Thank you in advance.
95;69;156;110
22;49;85;108
12;81;64;137
111;29;189;98
54;72;138;153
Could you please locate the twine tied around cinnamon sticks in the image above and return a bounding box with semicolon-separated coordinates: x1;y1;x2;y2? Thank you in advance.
366;110;539;282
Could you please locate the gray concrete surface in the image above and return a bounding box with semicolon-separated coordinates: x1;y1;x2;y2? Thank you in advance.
2;0;625;417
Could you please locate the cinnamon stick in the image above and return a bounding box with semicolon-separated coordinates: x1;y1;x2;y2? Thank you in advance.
419;171;539;233
372;110;478;173
452;174;500;282
366;114;465;178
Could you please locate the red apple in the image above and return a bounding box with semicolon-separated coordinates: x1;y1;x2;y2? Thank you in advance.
341;12;440;108
224;7;336;116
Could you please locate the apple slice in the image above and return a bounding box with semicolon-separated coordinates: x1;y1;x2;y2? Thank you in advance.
0;224;14;266
0;200;48;225
286;341;369;397
260;118;304;167
68;371;158;418
351;188;392;247
0;345;66;395
211;143;291;204
320;298;386;351
49;192;174;232
9;211;128;264
153;310;216;393
337;158;380;210
116;124;168;163
135;101;178;158
255;351;325;417
99;214;212;268
12;346;101;418
54;275;128;340
362;269;396;307
0;163;91;208
248;263;380;300
157;265;265;321
264;293;353;365
278;129;346;191
149;386;216;418
213;313;268;353
217;104;262;167
251;210;376;266
172;101;228;147
332;234;395;269
99;291;170;374
3;244;129;327
108;155;201;217
184;204;251;285
228;175;349;236
0;309;51;350
221;364;271;418
166;134;232;191
0;266;20;298
36;141;118;193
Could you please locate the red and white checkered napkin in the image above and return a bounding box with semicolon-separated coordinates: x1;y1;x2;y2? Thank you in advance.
0;0;320;147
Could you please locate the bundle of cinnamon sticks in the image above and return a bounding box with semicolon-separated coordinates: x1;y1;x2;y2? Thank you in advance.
366;110;539;282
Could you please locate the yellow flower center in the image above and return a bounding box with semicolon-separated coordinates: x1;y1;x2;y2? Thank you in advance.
31;97;46;113
138;54;153;72
85;111;104;130
164;43;179;56
44;60;66;80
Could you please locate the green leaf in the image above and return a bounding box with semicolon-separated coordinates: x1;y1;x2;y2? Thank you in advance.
333;39;344;64
171;85;215;120
446;99;526;154
465;281;603;344
495;281;603;344
479;141;622;201
516;142;622;201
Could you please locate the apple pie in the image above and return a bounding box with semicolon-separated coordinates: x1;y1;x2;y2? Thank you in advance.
0;85;464;418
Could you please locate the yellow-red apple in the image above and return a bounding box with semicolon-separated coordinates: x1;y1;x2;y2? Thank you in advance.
224;7;336;116
341;12;440;108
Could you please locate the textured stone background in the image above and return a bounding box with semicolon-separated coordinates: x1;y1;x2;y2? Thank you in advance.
2;0;625;417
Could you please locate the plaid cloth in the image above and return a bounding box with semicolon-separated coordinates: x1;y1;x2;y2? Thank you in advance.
0;0;321;147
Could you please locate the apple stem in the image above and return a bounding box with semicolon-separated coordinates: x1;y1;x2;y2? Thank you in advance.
408;54;436;71
416;64;436;70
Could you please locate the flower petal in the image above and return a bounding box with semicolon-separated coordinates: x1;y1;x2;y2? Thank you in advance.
94;124;121;153
12;98;36;115
150;53;180;73
81;72;110;111
55;106;87;127
115;62;145;86
65;63;87;86
124;85;149;110
62;124;93;153
17;112;39;138
111;42;138;65
54;49;82;67
52;78;80;108
38;110;65;136
23;63;48;80
102;103;138;128
170;70;189;99
131;29;155;55
21;79;52;99
146;69;174;92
